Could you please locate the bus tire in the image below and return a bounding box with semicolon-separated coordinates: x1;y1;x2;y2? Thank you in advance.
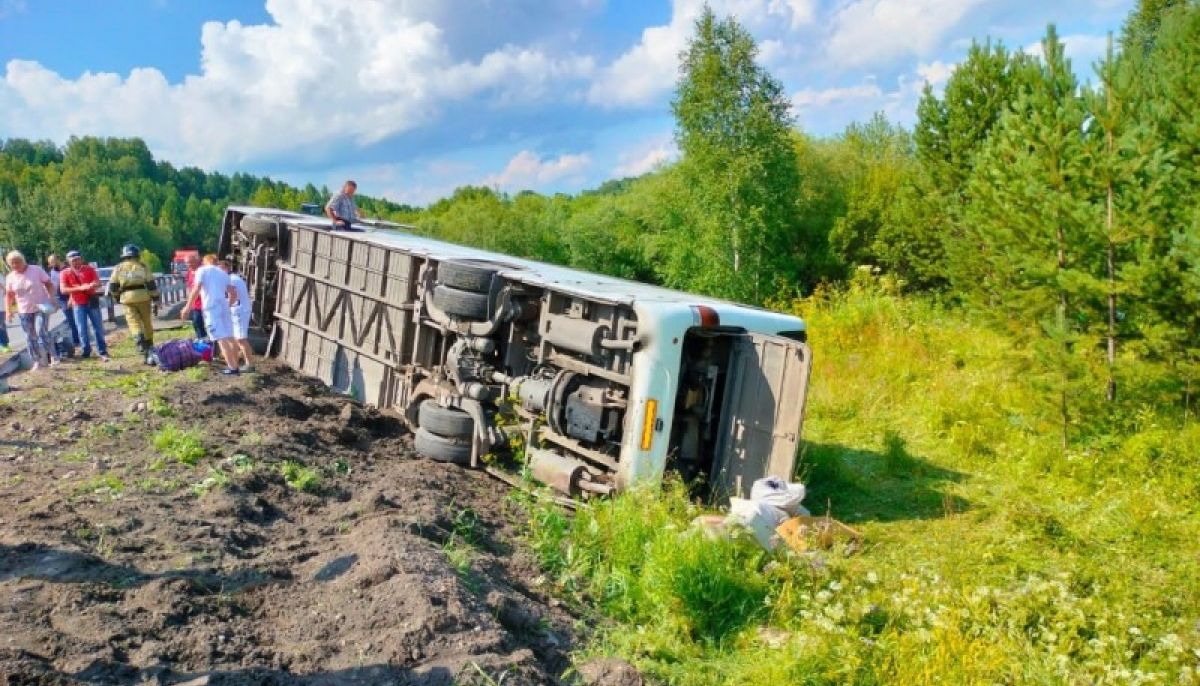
240;215;281;239
418;400;474;438
432;285;488;320
414;428;472;464
437;261;499;293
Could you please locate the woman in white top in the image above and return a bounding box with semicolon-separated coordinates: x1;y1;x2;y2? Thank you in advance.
219;260;255;373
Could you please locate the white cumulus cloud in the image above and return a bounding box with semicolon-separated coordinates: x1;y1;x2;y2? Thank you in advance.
0;0;594;168
792;83;884;110
613;134;677;177
791;70;934;131
826;0;991;69
917;60;957;88
483;150;592;191
588;0;818;108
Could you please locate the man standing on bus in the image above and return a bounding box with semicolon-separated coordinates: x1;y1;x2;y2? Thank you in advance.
325;180;364;231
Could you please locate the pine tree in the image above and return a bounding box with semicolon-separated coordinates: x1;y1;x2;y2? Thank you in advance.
962;26;1097;448
1083;35;1170;403
915;41;1039;196
884;41;1039;290
1121;0;1189;55
1133;2;1200;417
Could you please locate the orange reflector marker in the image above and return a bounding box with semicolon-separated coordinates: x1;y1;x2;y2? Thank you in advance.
640;399;658;451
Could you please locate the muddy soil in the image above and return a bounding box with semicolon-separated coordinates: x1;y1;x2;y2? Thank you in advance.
0;333;575;685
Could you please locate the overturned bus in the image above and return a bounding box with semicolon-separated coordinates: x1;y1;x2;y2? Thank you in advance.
219;207;812;499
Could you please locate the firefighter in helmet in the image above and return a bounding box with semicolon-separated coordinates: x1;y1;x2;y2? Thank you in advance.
107;244;160;358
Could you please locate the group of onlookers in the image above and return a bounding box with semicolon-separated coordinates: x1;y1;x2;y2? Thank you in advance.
3;246;253;375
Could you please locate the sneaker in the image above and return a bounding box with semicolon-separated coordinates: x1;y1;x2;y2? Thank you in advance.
222;368;240;376
238;364;255;373
99;355;110;362
49;358;61;367
80;351;92;359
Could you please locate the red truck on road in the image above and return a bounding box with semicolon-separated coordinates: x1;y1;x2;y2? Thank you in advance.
171;249;199;276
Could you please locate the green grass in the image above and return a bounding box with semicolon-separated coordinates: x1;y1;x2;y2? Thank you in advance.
73;474;125;499
61;449;90;463
148;395;175;417
85;367;173;397
191;467;230;496
280;460;322;492
91;421;123;438
443;506;485;590
526;283;1200;685
239;431;267;447
153;326;195;343
151;424;207;466
135;476;182;494
227;453;255;473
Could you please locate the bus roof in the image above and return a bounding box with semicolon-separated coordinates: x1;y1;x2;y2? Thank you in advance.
227;206;805;330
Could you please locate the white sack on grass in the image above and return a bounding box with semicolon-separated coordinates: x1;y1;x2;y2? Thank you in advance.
749;476;807;516
726;497;788;550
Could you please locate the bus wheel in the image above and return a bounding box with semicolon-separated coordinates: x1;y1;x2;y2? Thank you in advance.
437;261;499;293
418;400;474;438
414;428;472;464
432;285;488;320
240;215;281;239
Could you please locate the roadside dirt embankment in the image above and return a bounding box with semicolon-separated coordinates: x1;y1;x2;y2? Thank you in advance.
0;343;574;685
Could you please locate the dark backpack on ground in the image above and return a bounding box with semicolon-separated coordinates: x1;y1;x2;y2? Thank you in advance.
153;339;203;372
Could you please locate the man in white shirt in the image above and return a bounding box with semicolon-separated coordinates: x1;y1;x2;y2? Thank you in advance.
181;254;240;375
218;260;255;373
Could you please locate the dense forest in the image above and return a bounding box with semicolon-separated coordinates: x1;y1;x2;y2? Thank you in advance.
1;0;1197;441
0;138;412;272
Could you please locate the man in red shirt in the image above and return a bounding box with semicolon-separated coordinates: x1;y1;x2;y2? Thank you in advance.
184;253;207;339
59;250;109;361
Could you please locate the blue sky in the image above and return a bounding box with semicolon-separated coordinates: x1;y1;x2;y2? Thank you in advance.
0;0;1134;205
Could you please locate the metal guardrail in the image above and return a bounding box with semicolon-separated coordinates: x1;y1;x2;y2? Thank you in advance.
95;275;188;322
156;275;188;306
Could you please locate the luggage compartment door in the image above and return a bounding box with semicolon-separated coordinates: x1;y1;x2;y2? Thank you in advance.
711;334;812;499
